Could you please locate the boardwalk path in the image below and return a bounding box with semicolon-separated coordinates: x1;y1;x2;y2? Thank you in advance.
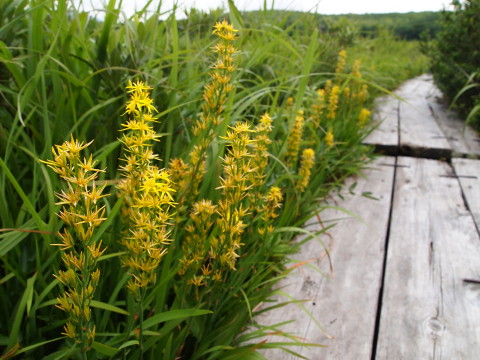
257;74;480;359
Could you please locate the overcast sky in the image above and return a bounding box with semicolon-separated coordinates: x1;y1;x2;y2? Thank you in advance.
75;0;453;18
74;0;451;17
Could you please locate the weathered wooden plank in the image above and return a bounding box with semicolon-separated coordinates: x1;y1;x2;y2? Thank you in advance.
396;75;452;158
363;96;399;153
430;98;480;158
452;158;480;231
376;157;480;359
257;156;395;359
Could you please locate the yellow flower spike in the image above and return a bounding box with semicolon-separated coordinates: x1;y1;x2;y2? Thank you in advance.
358;84;369;103
249;113;274;212
327;85;340;120
335;49;347;75
325;130;335;147
312;89;326;127
286;113;305;167
44;135;107;348
352;59;362;79
174;21;238;206
118;80;176;299
213;121;254;272
324;79;333;96
358;108;372;127
296;148;315;192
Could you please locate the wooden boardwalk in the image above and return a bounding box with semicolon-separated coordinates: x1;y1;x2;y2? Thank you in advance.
256;75;480;359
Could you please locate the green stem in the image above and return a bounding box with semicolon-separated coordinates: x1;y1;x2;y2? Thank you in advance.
138;296;144;360
79;251;89;360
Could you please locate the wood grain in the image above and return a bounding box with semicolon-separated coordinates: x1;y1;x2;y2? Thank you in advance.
452;158;480;231
430;98;480;158
364;96;399;153
376;156;480;359
396;75;451;159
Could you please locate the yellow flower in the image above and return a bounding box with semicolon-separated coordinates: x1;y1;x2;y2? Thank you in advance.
214;122;254;271
325;131;335;147
212;19;239;41
296;148;315;192
358;108;371;126
258;186;283;234
175;21;239;206
286;111;305;167
44;135;107;347
126;80;153;93
327;85;340;120
352;59;362;79
118;80;175;297
335;49;347;75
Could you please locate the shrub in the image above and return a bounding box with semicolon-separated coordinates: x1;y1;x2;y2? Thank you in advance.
429;0;480;126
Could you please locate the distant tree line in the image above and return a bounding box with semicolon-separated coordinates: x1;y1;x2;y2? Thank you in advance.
238;11;442;41
326;12;442;40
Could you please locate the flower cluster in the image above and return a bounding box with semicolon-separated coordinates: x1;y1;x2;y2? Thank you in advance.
214;122;255;272
358;108;371;127
327;85;340;120
286;111;305;167
42;136;107;349
335;49;347;77
171;20;239;204
249;113;273;207
179;199;218;285
325;130;335;147
258;186;283;235
296;148;315;192
118;81;175;299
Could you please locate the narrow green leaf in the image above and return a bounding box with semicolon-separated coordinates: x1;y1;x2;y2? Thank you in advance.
92;341;119;356
118;340;139;350
293;27;318;116
227;0;245;30
42;347;79;360
0;157;47;232
8;273;37;349
90;300;130;316
14;337;64;356
142;309;212;330
0;229;30;256
0;272;15;284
